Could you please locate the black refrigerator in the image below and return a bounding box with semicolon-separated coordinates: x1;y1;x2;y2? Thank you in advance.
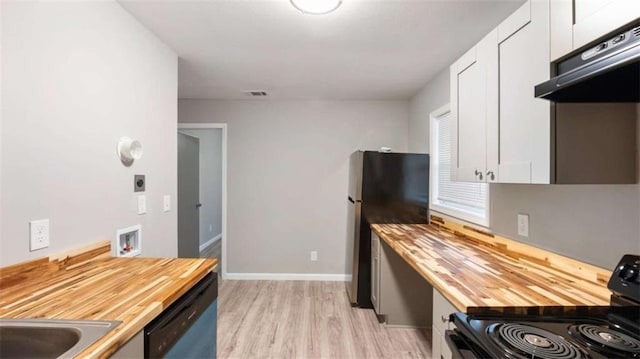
345;150;429;308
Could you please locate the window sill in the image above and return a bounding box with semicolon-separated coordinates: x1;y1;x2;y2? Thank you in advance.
430;202;489;228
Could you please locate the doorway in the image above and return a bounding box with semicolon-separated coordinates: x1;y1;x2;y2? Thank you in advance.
177;124;227;278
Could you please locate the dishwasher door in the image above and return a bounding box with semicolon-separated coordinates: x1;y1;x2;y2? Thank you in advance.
145;272;218;359
164;299;217;358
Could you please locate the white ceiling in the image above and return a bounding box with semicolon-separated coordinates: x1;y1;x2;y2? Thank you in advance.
118;0;524;100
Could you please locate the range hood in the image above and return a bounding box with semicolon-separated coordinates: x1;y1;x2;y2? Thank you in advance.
535;22;640;102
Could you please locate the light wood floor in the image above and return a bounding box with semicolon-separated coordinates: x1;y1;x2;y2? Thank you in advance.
217;280;432;359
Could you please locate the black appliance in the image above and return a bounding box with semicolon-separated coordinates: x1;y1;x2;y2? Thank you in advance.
535;21;640;102
446;254;640;359
145;272;218;358
345;150;429;308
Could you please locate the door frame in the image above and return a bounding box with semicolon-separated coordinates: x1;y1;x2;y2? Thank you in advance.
177;123;228;279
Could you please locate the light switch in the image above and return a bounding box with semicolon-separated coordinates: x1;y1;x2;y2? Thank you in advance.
137;195;147;215
163;195;171;212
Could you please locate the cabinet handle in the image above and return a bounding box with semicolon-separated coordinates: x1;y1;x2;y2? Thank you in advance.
474;169;481;175
441;315;449;323
486;171;495;181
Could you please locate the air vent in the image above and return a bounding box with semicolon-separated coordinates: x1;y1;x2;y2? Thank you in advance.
633;25;640;38
243;91;268;97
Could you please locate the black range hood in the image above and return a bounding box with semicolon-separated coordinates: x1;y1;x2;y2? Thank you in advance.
535;22;640;103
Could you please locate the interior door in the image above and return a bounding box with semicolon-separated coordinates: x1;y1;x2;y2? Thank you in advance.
178;132;200;258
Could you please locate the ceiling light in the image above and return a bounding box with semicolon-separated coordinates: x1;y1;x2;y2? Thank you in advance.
290;0;342;15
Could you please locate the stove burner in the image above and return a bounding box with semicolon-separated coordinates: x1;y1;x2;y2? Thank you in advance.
524;334;552;348
488;323;585;359
570;324;640;354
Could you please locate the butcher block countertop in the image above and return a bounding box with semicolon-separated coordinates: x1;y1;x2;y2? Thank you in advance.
0;241;217;358
371;216;612;315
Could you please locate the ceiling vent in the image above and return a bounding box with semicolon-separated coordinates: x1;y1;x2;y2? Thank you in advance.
244;91;268;97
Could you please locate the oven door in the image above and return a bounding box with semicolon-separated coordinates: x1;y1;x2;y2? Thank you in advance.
444;330;486;359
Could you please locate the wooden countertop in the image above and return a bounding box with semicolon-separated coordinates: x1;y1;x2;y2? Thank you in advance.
0;241;217;358
371;216;612;314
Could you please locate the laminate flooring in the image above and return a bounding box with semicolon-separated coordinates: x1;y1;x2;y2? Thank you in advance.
217;280;432;359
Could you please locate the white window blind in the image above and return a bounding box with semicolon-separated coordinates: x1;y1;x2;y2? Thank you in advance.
432;111;487;221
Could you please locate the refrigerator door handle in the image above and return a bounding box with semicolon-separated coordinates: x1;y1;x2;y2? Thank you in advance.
348;196;362;204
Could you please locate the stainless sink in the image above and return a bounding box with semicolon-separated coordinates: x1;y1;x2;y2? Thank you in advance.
0;318;121;359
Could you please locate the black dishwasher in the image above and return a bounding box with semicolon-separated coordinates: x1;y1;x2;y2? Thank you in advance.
144;272;218;358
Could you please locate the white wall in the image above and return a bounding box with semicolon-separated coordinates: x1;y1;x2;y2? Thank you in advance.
409;67;640;270
1;1;178;266
408;68;449;154
179;100;409;275
490;184;640;268
179;128;223;245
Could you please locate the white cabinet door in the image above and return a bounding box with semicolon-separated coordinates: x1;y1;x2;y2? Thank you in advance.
111;331;143;358
431;328;443;359
432;289;457;359
550;0;574;61
371;232;380;313
573;0;640;49
451;47;485;183
440;338;453;359
450;30;497;183
551;0;639;60
496;0;551;184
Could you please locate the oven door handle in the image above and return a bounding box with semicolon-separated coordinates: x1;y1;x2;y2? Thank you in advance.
444;330;470;359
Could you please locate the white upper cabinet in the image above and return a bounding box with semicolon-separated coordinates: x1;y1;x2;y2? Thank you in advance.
451;0;551;184
550;0;640;61
495;0;551;184
574;0;640;49
450;0;637;185
450;30;498;183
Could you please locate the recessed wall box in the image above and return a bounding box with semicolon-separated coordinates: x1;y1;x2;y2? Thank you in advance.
116;225;142;257
134;175;145;192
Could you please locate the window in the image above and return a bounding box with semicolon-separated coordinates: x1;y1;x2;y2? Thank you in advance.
429;105;489;226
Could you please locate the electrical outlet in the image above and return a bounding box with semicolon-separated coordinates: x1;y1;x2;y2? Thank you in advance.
137;195;147;215
163;195;171;212
310;251;318;261
30;219;50;251
517;214;529;237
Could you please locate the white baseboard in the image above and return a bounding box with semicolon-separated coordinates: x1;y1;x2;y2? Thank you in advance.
199;233;222;252
225;273;349;281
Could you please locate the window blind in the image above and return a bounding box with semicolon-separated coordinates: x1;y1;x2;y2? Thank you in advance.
435;113;487;211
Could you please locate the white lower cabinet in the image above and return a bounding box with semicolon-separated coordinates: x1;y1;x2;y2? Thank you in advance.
371;232;381;313
431;289;457;359
111;330;144;358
